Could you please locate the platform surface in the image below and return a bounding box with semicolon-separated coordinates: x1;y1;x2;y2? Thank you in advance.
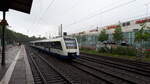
0;45;34;84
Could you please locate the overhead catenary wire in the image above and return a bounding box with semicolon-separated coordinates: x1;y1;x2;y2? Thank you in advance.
35;0;56;24
39;0;81;27
37;0;124;30
62;0;121;30
28;0;56;33
40;0;56;18
76;13;149;34
62;0;80;14
66;0;136;27
26;0;43;36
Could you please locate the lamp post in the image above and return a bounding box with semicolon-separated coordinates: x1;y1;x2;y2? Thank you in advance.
0;0;33;65
0;11;8;65
2;11;6;65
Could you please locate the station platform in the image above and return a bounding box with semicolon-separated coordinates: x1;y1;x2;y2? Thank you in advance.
0;45;34;84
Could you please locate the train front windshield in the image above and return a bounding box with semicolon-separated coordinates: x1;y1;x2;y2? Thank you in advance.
64;38;77;49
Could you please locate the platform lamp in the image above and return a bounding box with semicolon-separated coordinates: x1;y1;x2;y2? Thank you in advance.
0;0;33;65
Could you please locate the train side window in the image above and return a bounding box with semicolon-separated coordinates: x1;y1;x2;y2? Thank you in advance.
50;42;55;49
54;41;62;50
40;42;42;46
45;42;48;48
57;42;62;50
44;42;48;48
51;42;55;48
47;42;52;48
50;41;62;50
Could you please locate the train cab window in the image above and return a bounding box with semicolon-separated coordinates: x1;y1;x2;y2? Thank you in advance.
64;38;77;49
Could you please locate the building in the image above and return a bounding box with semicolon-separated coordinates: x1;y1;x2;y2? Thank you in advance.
73;16;150;49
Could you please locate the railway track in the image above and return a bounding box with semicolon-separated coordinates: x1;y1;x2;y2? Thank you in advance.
26;47;45;84
74;54;150;84
72;59;136;84
26;46;73;84
30;47;109;84
74;58;150;84
26;46;150;84
81;52;150;69
80;55;150;77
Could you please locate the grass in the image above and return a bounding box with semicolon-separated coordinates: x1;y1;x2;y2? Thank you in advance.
80;48;150;62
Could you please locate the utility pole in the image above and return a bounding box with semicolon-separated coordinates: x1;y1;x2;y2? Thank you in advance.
60;24;62;37
96;26;98;31
58;24;63;37
49;33;51;39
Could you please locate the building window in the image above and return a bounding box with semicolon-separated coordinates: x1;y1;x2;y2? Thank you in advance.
126;22;130;26
122;23;126;26
122;22;130;27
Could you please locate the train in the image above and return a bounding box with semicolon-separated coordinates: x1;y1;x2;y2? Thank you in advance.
30;36;80;60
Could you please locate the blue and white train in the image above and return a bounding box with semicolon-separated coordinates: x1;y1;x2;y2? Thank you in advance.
30;36;80;59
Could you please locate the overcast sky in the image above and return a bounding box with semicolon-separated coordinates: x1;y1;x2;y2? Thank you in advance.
0;0;150;38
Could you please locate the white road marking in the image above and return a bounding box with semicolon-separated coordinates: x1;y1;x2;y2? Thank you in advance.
0;46;22;84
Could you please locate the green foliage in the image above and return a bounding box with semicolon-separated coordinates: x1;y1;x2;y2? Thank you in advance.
113;25;123;42
98;29;108;42
81;35;86;42
98;46;137;56
80;47;150;62
0;25;46;44
98;47;109;53
135;23;150;42
144;51;150;58
113;46;136;56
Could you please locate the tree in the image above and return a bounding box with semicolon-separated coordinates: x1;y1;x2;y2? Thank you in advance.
81;35;86;42
113;24;123;43
135;22;150;60
135;22;150;46
98;29;108;42
0;25;46;44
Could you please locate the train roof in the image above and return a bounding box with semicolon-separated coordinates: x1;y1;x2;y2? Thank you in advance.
30;39;50;43
30;36;75;43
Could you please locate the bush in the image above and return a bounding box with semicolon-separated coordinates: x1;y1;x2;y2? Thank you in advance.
98;46;137;56
98;47;110;53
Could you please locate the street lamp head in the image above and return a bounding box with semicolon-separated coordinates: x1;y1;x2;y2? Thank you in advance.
0;19;8;25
